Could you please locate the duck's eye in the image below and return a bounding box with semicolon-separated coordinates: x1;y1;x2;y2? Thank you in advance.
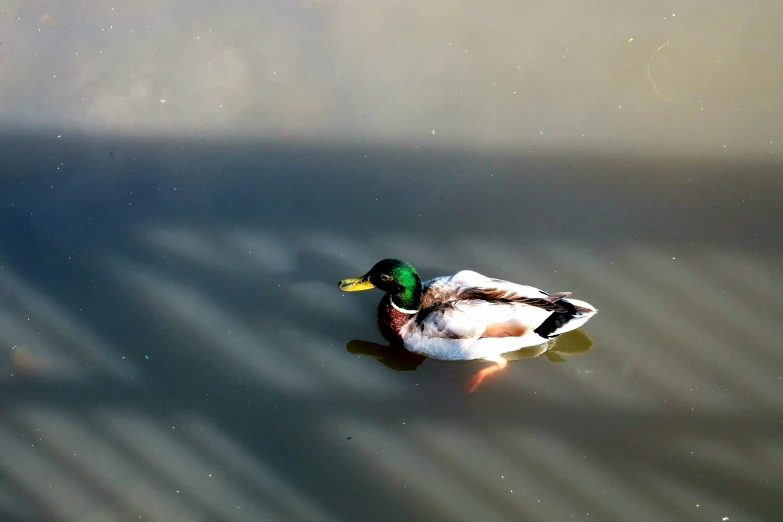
380;274;391;282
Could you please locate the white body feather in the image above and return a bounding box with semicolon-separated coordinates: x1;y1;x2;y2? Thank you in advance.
398;270;597;361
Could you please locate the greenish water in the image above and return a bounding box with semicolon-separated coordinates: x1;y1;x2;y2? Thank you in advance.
0;136;780;522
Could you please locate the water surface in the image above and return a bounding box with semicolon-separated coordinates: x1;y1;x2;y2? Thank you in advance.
1;1;782;521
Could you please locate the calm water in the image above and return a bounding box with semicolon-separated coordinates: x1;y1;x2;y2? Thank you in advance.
1;2;782;522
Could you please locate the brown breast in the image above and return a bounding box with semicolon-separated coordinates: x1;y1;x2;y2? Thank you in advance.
377;295;414;343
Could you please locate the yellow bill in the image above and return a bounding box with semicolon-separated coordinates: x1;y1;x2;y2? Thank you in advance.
338;276;375;292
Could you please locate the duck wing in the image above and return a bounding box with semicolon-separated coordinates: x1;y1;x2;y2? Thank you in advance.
414;270;569;336
442;270;572;311
460;286;571;313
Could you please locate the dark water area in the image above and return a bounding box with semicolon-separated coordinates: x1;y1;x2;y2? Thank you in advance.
0;131;781;521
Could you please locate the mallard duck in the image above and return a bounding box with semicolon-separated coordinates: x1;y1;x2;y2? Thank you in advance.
338;259;598;391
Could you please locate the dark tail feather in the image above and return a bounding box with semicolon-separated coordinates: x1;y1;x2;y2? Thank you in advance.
534;298;579;339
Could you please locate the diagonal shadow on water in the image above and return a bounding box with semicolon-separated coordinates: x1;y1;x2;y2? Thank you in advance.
0;131;781;522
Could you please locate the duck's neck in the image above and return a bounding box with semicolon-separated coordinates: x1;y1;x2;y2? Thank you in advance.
377;271;422;342
378;291;420;343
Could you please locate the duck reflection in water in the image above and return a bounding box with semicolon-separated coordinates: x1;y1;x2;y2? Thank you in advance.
339;259;598;391
346;328;595;378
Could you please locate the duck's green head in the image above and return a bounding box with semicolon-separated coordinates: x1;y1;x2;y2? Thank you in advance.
338;258;422;310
